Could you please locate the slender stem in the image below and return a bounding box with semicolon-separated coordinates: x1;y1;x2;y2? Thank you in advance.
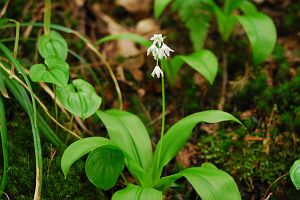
217;51;228;110
69;115;74;131
85;42;123;110
8;20;20;82
53;84;58;132
120;173;128;185
65;115;74;144
262;173;288;200
44;0;51;35
156;59;166;180
0;95;8;196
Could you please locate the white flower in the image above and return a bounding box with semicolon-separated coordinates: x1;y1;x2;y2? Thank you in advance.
150;34;164;47
160;43;174;59
151;66;163;78
147;44;159;60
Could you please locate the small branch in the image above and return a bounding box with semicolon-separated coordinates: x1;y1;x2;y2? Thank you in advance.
263;104;277;154
262;173;288;200
218;51;228;110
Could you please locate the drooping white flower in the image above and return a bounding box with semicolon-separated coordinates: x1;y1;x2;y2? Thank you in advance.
147;44;159;60
151;65;163;78
150;34;164;47
160;43;174;59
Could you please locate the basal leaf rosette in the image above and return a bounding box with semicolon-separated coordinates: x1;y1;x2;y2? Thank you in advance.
56;79;102;119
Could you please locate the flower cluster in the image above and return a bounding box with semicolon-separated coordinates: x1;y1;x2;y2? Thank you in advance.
147;34;174;78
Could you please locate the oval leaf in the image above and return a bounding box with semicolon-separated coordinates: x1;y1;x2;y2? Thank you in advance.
85;146;125;190
96;110;153;170
150;110;243;182
290;159;300;190
29;56;69;87
112;184;162;200
61;137;111;178
172;50;218;84
56;79;102;119
154;0;173;19
157;163;241;200
38;30;68;60
237;12;277;64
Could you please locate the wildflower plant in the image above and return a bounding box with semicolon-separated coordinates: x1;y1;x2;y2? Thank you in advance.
61;34;245;199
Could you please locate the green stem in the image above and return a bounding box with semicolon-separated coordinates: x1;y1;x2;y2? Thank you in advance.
44;0;51;35
121;172;128;185
53;84;58;132
0;95;8;196
8;19;20;81
156;59;166;179
69;115;74;131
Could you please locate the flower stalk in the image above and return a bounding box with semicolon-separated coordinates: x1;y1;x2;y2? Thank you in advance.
147;34;173;181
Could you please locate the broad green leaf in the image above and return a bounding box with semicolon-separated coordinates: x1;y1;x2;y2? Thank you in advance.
112;184;162;200
85;146;125;190
56;79;101;119
154;0;173;19
61;137;111;178
96;110;153;170
172;50;218;84
239;0;257;14
290;159;300;190
97;33;151;47
38;30;68;60
150;110;243;183
157;163;241;200
29;56;69;87
237;12;277;64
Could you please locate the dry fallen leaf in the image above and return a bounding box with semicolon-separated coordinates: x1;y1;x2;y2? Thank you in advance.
115;0;152;14
91;4;146;81
176;143;199;167
136;18;160;36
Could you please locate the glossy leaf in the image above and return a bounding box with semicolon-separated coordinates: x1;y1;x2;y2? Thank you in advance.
96;110;153;170
56;79;101;119
85;146;125;190
97;33;151;47
61;137;111;178
157;163;241;200
171;50;218;84
29;56;69;87
237;12;277;64
38;30;68;60
112;184;162;200
150;110;243;182
154;0;173;19
290;159;300;190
